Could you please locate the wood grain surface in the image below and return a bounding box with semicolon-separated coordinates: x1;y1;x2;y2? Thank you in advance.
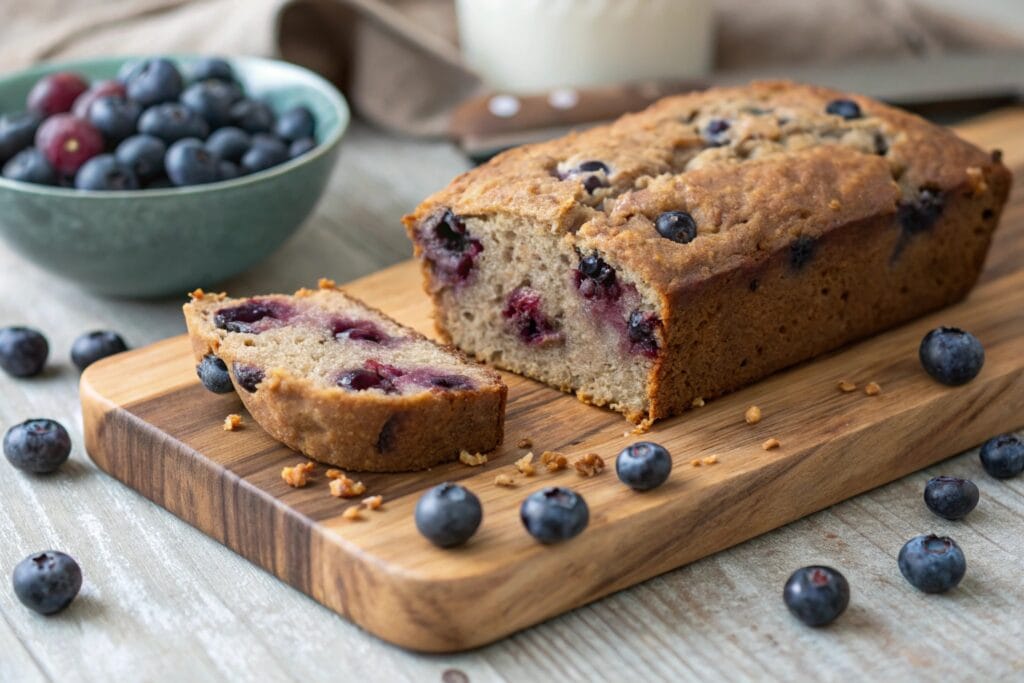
80;124;1024;652
2;111;1022;681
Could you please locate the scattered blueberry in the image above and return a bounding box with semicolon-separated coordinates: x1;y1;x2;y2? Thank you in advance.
3;419;71;473
979;434;1024;479
125;58;184;107
188;57;235;84
241;134;288;174
70;330;128;370
86;96;141;143
230;98;275;133
11;551;82;615
165;138;219;186
520;487;589;544
615;441;672;491
919;327;984;386
115;134;167;182
923;476;979;520
196;354;234;393
180;81;234;129
34;113;104;176
138;103;209;144
2;148;56;185
789;235;816;270
27;72;89;117
783;566;850;627
626;310;660;358
274;105;316;141
655;211;698;244
825;98;862;120
232;363;265;392
898;534;966;593
74;155;139;191
205;126;250;162
0;326;48;377
415;483;482;547
288;137;316;159
703;118;731;146
0;111;43;165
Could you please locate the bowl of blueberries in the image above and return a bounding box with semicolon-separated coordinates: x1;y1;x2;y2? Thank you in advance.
0;55;348;297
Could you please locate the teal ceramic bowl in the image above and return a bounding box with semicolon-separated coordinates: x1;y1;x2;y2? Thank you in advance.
0;56;348;298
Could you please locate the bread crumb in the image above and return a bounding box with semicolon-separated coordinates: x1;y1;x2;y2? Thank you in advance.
516;438;533;449
362;495;383;510
837;380;858;393
494;473;516;487
329;473;367;498
690;459;702;467
459;449;488;466
829;198;841;210
966;166;988;197
342;506;362;521
541;451;568;473
702;455;719;465
318;277;338;290
762;438;781;451
574;453;605;477
691;396;705;408
864;381;882;396
744;405;762;425
515;452;536;476
325;469;343;479
222;413;242;431
282;462;315;488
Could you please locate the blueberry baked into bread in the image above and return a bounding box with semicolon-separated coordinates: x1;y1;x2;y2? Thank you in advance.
183;280;507;471
405;81;1011;426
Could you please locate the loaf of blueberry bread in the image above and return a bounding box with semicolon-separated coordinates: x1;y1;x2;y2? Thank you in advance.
183;280;507;471
404;81;1011;426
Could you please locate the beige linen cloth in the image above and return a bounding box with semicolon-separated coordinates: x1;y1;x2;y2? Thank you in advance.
1;0;1019;137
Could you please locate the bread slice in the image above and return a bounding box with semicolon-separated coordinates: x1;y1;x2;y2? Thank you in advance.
183;279;507;472
404;81;1011;426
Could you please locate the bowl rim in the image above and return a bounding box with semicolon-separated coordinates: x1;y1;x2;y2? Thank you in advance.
0;54;350;199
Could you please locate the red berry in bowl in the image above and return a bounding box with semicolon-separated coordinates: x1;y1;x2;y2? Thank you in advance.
71;79;127;118
35;114;104;176
27;72;89;117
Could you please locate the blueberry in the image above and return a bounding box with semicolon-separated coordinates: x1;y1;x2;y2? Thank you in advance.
230;98;275;133
898;188;944;235
86;96;141;144
288;137;316;159
274;105;316;142
214;299;291;333
415;483;482;548
11;551;82;615
196;354;234;393
790;235;816;269
582;175;607;193
3;419;71;473
0;111;42;165
180;81;235;129
578;254;616;287
520;487;589;544
240;135;288;174
923;476;979;520
419;209;484;286
205;126;250;163
218;160;240;181
232;363;265;393
138;103;209;144
70;330;128;370
2;148;56;185
575;252;622;302
979;434;1024;479
116;59;146;84
188;57;235;84
165;138;219;186
825;98;862;120
703;118;731;146
0;326;48;377
615;441;672;491
919;327;984;386
74;155;139;191
626;310;660;358
576;160;608;173
115;134;166;182
502;287;563;346
125;58;183;107
898;534;966;593
655;211;698;244
783;566;850;627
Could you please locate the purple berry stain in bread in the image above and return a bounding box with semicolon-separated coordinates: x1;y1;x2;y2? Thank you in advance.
418;209;483;287
337;360;403;394
502;287;564;347
898;188;945;235
405;370;475;391
232;362;264;392
789;235;817;270
626;310;660;358
214;298;294;334
331;318;390;344
574;253;621;302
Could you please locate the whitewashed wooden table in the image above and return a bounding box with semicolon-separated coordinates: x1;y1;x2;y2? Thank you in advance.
1;120;1022;683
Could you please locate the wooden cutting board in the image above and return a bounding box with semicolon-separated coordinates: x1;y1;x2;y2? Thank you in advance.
81;111;1024;653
